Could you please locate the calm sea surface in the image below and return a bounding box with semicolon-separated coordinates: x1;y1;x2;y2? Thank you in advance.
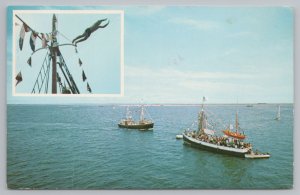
7;104;293;189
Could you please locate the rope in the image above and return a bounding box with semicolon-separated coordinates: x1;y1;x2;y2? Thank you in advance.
58;30;92;93
144;105;154;121
57;31;72;43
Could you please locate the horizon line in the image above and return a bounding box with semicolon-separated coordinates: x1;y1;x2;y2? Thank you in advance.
7;102;293;106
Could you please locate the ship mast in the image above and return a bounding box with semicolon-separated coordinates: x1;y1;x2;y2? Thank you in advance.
126;106;131;120
51;14;58;94
235;111;239;133
197;97;206;135
140;105;145;122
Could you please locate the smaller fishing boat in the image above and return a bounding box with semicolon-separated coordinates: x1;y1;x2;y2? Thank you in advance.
275;105;281;121
118;105;154;130
245;150;270;159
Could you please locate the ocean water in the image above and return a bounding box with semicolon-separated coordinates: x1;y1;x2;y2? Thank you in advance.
7;104;293;189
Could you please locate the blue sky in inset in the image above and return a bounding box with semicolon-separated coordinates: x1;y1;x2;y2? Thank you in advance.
8;7;122;96
7;6;293;104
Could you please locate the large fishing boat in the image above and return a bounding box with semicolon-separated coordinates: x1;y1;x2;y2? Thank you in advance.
182;97;270;158
118;105;154;130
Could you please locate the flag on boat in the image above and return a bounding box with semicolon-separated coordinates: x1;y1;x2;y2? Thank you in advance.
15;71;23;86
87;82;92;93
45;33;52;41
204;128;215;135
41;33;47;48
203;96;206;102
27;56;32;66
82;70;87;82
57;72;61;83
19;23;30;50
29;31;38;51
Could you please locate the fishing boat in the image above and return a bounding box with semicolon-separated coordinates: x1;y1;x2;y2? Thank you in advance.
182;97;270;158
275;105;281;120
118;105;154;130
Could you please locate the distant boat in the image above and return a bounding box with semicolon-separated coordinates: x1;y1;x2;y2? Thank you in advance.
246;104;253;107
275;105;281;121
118;105;154;130
182;97;270;158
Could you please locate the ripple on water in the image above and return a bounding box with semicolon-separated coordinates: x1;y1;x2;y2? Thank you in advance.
7;104;293;189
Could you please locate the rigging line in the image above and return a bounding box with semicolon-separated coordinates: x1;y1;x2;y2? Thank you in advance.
57;61;75;94
144;106;153;121
31;51;49;93
44;55;51;94
204;109;227;129
57;31;72;43
59;53;80;94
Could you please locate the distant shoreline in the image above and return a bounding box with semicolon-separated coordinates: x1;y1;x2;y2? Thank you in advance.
7;103;294;106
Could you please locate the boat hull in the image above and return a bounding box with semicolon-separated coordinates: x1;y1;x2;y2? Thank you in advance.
118;123;154;130
183;133;249;158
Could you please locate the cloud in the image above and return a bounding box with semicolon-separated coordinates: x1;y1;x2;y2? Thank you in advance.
222;49;239;57
124;65;258;103
228;31;259;39
126;66;251;80
169;18;219;31
125;6;165;16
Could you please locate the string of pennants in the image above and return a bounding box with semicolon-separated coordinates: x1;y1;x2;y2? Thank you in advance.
15;22;92;94
75;47;92;93
18;23;50;52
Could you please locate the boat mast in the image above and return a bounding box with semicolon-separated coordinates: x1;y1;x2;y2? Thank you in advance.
235;111;239;133
51;14;58;94
140;105;145;121
126;106;131;120
198;97;206;135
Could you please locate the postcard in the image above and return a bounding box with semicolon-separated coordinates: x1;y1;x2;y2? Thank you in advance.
7;6;293;189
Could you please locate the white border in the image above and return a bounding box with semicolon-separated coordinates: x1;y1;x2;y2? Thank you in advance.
12;9;124;97
2;2;298;195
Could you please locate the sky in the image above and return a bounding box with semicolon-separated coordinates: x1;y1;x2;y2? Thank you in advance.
7;6;294;104
8;8;123;96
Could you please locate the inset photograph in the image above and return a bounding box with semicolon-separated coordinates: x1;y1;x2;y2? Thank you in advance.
11;10;124;96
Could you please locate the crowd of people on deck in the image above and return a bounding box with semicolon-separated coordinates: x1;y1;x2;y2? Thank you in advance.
186;131;252;149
